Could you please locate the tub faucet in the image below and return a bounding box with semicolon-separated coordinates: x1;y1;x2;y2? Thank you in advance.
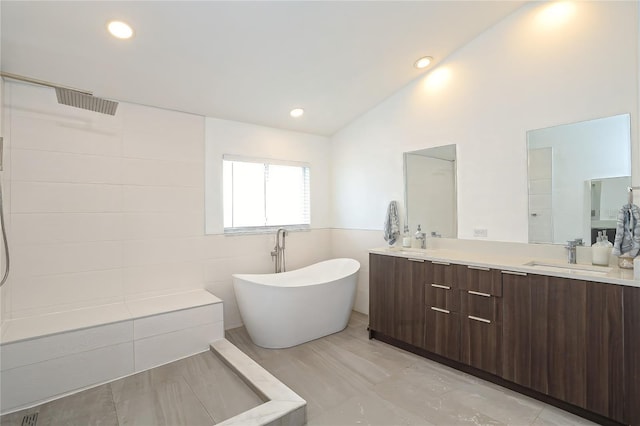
565;238;583;264
271;228;288;273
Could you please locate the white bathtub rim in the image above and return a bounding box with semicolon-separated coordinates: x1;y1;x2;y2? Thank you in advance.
232;258;360;288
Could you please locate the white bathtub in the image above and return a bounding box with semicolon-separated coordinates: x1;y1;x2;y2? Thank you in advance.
233;258;360;349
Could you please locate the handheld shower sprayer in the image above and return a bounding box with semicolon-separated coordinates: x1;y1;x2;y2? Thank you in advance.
0;137;9;287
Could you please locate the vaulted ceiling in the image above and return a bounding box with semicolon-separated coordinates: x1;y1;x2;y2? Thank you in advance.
1;1;525;135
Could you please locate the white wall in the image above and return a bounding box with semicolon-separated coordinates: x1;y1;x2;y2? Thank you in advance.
2;82;333;329
331;1;638;313
332;1;638;241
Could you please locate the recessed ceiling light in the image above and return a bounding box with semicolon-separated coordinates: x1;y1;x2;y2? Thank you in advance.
414;56;433;69
290;108;304;118
107;21;134;39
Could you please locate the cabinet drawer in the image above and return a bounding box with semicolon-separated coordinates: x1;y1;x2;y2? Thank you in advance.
461;291;501;323
457;265;502;296
425;283;459;312
431;261;456;289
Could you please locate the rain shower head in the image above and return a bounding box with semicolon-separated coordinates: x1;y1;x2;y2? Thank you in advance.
55;87;118;115
1;72;119;116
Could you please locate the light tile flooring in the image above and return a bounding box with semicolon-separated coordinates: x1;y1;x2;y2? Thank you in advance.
226;312;596;426
0;349;263;425
2;312;596;426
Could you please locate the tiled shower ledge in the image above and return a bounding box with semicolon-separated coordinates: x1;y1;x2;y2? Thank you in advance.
210;339;307;426
1;289;221;344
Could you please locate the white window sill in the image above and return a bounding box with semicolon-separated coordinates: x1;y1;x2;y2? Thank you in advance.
223;225;311;236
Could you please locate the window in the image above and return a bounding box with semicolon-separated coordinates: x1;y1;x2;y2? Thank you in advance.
223;156;310;233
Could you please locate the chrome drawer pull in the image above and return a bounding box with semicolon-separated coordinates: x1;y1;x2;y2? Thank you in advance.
432;261;450;266
431;307;450;314
467;265;490;271
408;258;425;263
501;270;527;276
431;284;451;290
468;315;491;324
468;290;491;297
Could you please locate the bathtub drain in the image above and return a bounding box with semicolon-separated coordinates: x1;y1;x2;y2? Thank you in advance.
21;413;38;426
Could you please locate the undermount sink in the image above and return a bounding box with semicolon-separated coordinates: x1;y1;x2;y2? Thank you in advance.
524;261;612;277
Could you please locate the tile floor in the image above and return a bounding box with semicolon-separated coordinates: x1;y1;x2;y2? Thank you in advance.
1;311;596;426
226;312;596;426
0;349;262;425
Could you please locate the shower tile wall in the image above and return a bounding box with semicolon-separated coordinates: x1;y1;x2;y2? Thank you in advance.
4;82;204;319
2;81;333;328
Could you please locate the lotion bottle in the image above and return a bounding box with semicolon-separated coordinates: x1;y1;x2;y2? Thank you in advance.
402;225;411;248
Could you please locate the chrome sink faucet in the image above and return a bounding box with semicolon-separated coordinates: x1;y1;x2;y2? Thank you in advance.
565;238;583;264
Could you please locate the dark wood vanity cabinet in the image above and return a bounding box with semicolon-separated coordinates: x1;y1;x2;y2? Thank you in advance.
502;271;626;423
457;265;502;375
369;254;425;348
369;253;640;425
424;261;460;360
624;285;640;425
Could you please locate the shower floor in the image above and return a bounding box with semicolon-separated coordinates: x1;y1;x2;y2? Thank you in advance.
0;349;263;425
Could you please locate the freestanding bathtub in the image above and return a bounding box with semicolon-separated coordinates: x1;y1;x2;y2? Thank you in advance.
232;258;360;348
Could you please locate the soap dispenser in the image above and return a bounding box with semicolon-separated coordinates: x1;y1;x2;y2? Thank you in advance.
592;231;611;266
402;225;412;248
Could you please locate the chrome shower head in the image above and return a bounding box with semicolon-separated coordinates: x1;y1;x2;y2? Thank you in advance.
1;72;119;116
55;87;118;115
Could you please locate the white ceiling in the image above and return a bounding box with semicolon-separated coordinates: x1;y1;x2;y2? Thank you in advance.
1;1;524;136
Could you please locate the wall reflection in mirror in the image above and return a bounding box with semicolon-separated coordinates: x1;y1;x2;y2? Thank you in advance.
404;144;457;239
527;114;631;245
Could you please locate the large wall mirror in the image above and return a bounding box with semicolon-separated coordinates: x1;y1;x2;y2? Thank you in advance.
527;114;631;245
404;144;457;238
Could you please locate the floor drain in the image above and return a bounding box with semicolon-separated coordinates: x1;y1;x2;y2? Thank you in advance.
21;413;38;426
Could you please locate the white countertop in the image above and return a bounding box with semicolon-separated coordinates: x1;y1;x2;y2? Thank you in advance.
370;247;639;288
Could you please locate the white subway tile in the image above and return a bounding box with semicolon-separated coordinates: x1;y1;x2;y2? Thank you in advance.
122;158;203;187
205;280;242;329
122;262;203;297
10;269;123;317
121;211;203;240
10;113;122;157
122;185;203;212
133;304;222;339
133;322;223;372
11;213;124;244
0;342;134;412
202;233;273;259
1;321;133;371
11;182;122;213
121;104;203;163
11;241;123;276
204;254;272;282
122;238;204;267
11;149;122;184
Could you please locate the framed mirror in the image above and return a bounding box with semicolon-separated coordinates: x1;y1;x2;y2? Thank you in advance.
527;114;631;245
404;144;457;238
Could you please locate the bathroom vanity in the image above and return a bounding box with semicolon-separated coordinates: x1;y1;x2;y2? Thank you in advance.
368;248;640;426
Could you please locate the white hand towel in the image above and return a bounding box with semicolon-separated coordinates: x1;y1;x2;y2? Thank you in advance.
383;201;400;245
